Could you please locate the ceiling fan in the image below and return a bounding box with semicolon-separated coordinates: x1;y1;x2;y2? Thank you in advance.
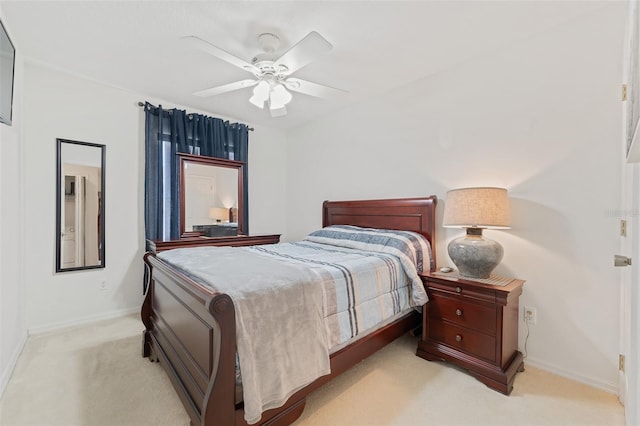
183;31;346;117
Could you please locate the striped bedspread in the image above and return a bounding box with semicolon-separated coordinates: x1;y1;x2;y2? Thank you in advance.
157;226;432;424
247;225;431;347
304;225;432;311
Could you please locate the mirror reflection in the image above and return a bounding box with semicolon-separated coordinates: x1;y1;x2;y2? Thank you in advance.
56;139;105;272
179;154;244;237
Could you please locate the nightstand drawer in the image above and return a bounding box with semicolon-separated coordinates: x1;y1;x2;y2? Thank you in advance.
428;293;497;335
429;320;496;362
426;280;496;303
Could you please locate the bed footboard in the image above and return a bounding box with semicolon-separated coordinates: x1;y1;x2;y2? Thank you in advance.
142;253;237;426
142;252;420;426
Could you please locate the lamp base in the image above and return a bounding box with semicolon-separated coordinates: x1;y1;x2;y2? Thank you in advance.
448;228;503;279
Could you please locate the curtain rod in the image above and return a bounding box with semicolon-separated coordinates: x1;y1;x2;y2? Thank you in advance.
137;101;254;131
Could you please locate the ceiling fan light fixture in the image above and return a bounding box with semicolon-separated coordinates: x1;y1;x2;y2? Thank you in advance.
269;83;293;110
249;80;270;109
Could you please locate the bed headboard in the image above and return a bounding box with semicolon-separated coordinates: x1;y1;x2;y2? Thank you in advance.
322;196;438;269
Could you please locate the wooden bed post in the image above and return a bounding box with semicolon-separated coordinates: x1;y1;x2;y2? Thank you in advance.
201;294;237;426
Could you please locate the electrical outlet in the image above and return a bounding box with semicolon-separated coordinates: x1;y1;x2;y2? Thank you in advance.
524;306;537;324
98;280;108;291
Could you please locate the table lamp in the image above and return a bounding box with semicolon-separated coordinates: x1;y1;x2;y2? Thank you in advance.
209;207;229;223
442;187;511;278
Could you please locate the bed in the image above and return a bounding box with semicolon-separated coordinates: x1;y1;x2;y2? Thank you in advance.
141;196;437;426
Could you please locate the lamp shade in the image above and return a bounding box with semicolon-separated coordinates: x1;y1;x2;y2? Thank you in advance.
270;84;293;109
249;81;270;109
442;187;511;229
209;207;229;222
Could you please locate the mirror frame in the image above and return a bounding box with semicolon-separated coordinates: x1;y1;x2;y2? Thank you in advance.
55;138;106;272
178;153;245;238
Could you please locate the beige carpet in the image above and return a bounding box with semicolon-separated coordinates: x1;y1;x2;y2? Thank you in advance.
0;315;625;426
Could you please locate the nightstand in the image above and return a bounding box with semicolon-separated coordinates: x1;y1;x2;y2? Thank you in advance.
416;272;525;395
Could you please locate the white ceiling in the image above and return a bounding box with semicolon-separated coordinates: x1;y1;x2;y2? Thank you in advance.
1;1;611;130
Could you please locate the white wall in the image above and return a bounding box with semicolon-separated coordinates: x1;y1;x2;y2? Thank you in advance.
285;3;626;392
248;123;288;239
21;63;287;332
0;10;26;396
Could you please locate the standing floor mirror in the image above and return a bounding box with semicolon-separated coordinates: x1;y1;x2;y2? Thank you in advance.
56;138;106;272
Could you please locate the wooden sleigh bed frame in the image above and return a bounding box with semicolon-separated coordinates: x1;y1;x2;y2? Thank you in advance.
141;196;437;426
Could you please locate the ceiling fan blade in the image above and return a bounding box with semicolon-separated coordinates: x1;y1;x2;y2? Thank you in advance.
284;78;347;99
193;79;258;97
274;31;332;75
182;36;259;74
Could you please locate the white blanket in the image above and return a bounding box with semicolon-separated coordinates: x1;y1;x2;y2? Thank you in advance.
158;246;330;425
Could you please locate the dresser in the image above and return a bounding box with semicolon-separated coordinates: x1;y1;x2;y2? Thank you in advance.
416;272;525;394
147;234;281;253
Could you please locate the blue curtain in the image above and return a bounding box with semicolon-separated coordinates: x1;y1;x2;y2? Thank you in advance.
144;102;250;243
229;122;249;233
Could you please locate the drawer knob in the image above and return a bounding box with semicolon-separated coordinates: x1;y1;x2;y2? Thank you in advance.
455;334;463;342
456;309;463;316
455;286;462;293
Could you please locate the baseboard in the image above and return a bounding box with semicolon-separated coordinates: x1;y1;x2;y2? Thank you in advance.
0;331;28;399
525;356;619;395
28;307;140;335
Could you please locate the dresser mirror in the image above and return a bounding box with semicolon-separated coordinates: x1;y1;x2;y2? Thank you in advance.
179;153;245;238
56;139;106;272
